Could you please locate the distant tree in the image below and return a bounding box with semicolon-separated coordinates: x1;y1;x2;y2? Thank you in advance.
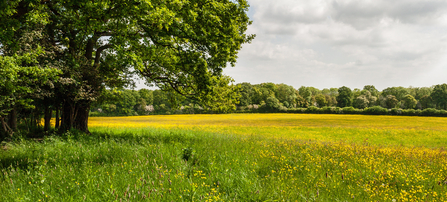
402;94;417;109
195;75;240;113
431;84;447;109
295;91;308;108
265;96;280;111
414;87;433;100
315;94;328;107
238;82;253;106
382;87;409;101
352;88;362;101
354;95;369;109
298;86;313;104
329;88;339;96
385;95;399;109
363;85;379;97
275;84;297;108
251;83;276;104
321;88;331;95
307;87;321;96
419;95;433;109
360;90;377;107
337;86;352;107
153;90;170;108
139;89;153;106
326;95;337;107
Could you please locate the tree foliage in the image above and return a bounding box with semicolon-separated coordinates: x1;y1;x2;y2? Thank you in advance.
1;0;254;134
337;86;352;108
431;84;447;109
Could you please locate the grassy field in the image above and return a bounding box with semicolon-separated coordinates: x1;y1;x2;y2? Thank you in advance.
1;114;447;201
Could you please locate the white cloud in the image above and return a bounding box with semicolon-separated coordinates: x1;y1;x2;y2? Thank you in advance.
224;0;447;90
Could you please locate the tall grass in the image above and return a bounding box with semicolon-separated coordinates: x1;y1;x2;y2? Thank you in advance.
1;114;447;201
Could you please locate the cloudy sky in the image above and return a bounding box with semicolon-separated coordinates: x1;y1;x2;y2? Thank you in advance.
221;0;447;90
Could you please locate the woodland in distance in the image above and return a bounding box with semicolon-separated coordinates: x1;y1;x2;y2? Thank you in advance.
90;83;447;116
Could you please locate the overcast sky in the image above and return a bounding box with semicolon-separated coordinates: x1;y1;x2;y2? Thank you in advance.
221;0;447;90
135;0;447;90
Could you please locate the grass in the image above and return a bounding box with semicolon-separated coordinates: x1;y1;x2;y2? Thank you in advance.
1;114;447;201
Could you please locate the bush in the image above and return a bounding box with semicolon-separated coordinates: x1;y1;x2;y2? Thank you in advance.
306;106;321;114
363;106;388;115
422;108;439;116
439;110;447;117
341;107;361;114
401;109;421;116
321;106;336;114
390;108;402;115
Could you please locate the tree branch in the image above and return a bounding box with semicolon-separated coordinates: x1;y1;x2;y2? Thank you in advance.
94;44;112;65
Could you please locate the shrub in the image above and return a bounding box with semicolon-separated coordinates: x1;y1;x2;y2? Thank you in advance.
306;106;321;113
390;108;402;115
363;106;388;115
342;107;361;114
422;108;439;116
321;106;336;114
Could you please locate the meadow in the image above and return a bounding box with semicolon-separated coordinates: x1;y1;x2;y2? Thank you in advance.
1;114;447;201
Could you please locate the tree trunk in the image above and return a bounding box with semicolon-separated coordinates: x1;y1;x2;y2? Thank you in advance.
74;102;90;134
60;100;76;132
55;105;60;129
1;117;14;137
60;99;90;134
44;104;52;131
7;108;17;131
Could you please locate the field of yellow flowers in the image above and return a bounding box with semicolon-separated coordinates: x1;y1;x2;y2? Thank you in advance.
1;114;447;201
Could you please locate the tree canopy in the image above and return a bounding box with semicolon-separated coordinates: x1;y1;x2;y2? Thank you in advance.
1;0;254;134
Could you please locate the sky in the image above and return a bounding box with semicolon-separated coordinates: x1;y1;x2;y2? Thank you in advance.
135;0;447;91
221;0;447;91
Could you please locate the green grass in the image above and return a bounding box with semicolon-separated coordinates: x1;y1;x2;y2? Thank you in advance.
1;117;447;201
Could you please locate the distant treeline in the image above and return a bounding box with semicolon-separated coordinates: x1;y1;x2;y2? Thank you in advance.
90;83;447;116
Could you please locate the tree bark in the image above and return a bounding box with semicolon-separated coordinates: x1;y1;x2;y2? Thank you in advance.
60;99;76;132
74;101;90;134
1;117;14;137
44;104;52;131
60;99;90;134
7;107;17;131
55;105;60;129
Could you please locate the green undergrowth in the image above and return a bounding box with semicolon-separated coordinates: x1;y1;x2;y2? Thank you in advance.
1;127;446;201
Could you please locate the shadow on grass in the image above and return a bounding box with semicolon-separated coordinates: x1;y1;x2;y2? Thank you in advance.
0;128;210;171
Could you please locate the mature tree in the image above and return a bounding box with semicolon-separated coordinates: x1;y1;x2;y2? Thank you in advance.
354;95;369;109
2;0;254;133
419;95;433;109
352;88;362;101
265;96;280;111
360;90;377;107
402;94;417;109
382;87;408;101
337;86;352;107
0;54;59;137
298;86;312;104
431;84;447;109
238;82;253;106
363;85;379;97
139;89;154;106
414;87;433;100
275;84;297;108
194;75;240;113
315;94;328;107
385;95;399;109
295;91;308;108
